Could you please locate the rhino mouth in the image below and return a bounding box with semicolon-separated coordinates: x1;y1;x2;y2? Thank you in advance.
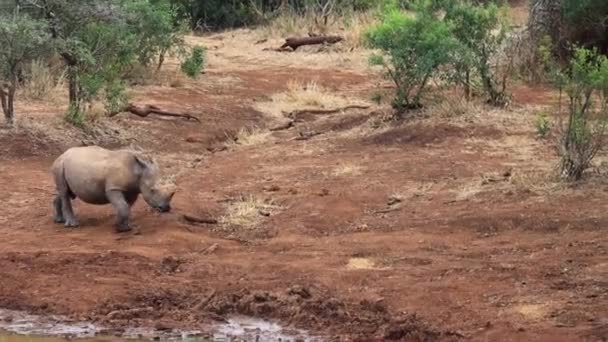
154;204;171;213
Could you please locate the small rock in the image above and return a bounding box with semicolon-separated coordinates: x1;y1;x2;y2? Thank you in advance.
317;188;330;196
387;196;402;206
185;135;204;143
287;285;311;299
263;185;281;192
154;322;173;331
258;210;271;217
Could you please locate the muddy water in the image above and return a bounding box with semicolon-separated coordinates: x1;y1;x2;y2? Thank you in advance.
0;309;316;341
0;334;118;342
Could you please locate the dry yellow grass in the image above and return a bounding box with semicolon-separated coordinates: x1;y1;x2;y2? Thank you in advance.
509;168;562;194
331;163;363;177
255;80;369;119
226;126;271;147
185;29;373;72
220;194;280;228
21;59;66;104
258;10;376;50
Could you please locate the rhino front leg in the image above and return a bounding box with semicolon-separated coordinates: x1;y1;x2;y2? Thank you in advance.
107;190;133;232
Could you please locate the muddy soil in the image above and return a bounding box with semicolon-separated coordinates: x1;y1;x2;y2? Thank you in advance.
0;32;607;342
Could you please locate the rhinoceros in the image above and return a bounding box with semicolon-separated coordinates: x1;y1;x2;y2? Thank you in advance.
51;146;176;232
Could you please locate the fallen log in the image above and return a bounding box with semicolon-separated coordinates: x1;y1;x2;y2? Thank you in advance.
280;35;344;51
109;103;201;122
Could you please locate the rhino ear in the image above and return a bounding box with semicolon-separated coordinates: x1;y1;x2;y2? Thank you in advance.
134;155;151;173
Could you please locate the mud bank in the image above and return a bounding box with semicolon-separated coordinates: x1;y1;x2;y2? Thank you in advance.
0;309;316;341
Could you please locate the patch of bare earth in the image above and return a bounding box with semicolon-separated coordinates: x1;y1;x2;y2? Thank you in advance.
0;28;606;342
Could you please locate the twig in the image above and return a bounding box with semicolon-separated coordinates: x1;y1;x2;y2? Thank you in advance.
192;290;216;311
182;214;218;225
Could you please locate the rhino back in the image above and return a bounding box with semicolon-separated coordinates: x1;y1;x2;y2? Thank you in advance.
61;147;141;204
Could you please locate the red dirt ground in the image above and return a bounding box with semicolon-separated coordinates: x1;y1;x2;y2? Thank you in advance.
0;52;607;341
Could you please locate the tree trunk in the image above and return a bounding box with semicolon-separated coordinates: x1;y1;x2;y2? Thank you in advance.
67;66;80;110
7;76;16;125
0;86;8;125
157;50;166;72
528;0;564;59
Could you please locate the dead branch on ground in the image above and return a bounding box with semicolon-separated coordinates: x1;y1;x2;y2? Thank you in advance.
286;105;370;119
269;120;294;131
182;214;218;225
109;104;201;122
278;35;344;51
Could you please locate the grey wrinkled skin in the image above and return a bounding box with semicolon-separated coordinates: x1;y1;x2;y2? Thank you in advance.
51;146;176;232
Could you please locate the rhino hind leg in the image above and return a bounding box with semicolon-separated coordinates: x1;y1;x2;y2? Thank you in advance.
107;190;134;233
53;196;64;224
54;166;79;227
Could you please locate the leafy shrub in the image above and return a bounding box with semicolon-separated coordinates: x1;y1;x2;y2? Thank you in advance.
562;0;608;55
0;13;50;126
180;46;206;79
65;104;86;127
441;0;511;106
365;2;457;113
535;112;550;138
549;47;608;181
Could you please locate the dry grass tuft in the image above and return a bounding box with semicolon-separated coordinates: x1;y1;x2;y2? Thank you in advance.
331;163;363;177
285;80;338;107
226;126;271;147
21;59;66;103
255;80;368;119
453;180;485;201
509;168;562;194
124;62;190;88
428;95;485;119
220;194;281;228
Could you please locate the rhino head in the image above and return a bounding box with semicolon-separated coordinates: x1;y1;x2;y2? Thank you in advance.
135;156;176;212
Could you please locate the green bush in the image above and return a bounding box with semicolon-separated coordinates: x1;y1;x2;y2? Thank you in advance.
181;46;206;79
562;0;608;54
441;0;511;106
365;1;457;113
0;13;50;126
535;112;550;138
549;47;608;181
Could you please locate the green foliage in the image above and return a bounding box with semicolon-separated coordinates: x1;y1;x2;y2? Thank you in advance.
180;46;206;79
562;0;608;54
126;0;188;68
365;1;457;112
0;12;50;125
171;0;381;30
371;91;383;105
546;47;608;181
535;112;550;138
65;104;86;127
14;0;189;125
441;0;511;106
